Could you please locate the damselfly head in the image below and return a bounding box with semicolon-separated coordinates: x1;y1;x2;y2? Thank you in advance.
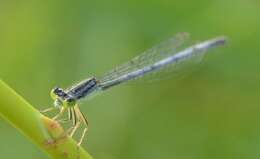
51;87;73;108
50;87;66;100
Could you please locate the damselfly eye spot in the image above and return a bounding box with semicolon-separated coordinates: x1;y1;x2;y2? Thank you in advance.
63;97;76;108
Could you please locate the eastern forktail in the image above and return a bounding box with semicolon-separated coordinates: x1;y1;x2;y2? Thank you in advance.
42;33;227;146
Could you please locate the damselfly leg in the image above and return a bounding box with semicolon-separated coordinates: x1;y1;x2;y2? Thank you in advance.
40;107;57;113
52;107;66;120
66;105;89;146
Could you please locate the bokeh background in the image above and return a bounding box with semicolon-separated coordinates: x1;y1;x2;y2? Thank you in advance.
0;0;259;159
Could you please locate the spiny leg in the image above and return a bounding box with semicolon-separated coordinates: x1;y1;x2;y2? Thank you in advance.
57;118;71;123
57;108;73;123
78;128;88;146
67;107;81;137
70;121;81;137
40;107;57;113
52;107;66;120
58;108;77;138
64;106;89;146
75;106;89;146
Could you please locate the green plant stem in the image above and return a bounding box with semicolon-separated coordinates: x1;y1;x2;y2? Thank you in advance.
0;80;93;159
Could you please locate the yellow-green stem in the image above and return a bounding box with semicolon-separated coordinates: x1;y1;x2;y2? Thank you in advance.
0;80;93;159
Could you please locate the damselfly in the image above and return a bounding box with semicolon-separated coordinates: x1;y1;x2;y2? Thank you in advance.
42;33;227;146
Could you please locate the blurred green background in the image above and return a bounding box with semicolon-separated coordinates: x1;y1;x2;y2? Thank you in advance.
0;0;259;159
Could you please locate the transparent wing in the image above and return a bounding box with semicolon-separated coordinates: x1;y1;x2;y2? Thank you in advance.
99;33;190;84
98;34;226;90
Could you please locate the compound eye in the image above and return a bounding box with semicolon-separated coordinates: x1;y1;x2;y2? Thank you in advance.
64;97;76;108
54;87;63;93
50;87;59;100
